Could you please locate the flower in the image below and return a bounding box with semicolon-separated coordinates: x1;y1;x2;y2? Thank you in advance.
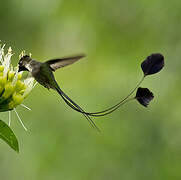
135;87;154;107
0;44;35;130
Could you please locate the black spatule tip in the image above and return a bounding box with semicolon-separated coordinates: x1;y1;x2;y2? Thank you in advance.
135;87;154;107
141;53;164;76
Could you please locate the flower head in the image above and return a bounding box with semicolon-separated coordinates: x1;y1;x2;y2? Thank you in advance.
0;44;35;130
0;44;34;112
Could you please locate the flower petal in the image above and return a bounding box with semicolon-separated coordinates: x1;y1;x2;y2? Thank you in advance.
0;44;5;64
23;74;34;97
3;47;13;77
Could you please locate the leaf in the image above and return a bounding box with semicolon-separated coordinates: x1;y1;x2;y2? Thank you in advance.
135;87;154;107
141;53;164;76
0;120;19;152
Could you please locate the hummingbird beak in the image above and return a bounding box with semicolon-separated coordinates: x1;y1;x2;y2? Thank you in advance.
18;65;28;72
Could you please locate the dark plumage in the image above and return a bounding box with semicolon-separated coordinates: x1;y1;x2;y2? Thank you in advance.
141;53;164;76
135;87;154;107
18;55;100;131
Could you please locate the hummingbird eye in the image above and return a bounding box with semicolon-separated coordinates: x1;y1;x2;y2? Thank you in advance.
19;60;23;66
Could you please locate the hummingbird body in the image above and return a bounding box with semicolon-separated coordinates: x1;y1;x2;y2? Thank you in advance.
18;54;100;131
18;53;164;132
19;57;56;90
32;62;58;90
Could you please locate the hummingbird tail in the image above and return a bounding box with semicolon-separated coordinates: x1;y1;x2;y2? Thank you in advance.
55;87;101;132
56;87;132;118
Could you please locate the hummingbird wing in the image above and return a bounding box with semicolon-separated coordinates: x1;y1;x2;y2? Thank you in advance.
45;54;85;71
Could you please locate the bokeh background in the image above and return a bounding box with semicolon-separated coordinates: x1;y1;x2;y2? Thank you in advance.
0;0;180;179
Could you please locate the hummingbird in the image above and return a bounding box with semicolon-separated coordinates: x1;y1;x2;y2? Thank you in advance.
18;53;162;131
18;54;101;131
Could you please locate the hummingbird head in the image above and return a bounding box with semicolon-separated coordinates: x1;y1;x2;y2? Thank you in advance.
18;55;32;72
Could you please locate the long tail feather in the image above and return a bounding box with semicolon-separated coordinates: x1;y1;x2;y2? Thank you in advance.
84;76;145;116
54;76;145;119
56;87;101;132
56;86;130;117
56;87;132;117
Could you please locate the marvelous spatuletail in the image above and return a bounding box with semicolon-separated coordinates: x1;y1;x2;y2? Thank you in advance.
18;53;164;131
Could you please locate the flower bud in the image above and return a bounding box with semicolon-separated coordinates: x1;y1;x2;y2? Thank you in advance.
8;71;15;81
15;80;26;92
12;93;24;105
0;65;4;72
2;83;14;99
0;76;7;93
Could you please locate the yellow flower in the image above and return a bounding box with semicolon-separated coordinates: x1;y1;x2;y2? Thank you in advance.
0;44;35;130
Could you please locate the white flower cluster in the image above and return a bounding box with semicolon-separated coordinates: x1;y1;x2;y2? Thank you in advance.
0;44;35;130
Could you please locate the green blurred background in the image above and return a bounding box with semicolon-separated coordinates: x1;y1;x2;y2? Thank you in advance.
0;0;180;179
